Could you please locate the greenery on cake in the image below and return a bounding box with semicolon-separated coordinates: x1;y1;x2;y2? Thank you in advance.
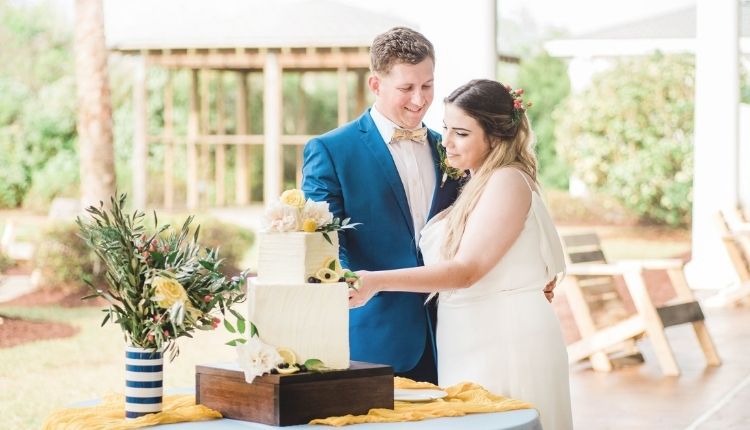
225;317;329;382
77;193;248;360
263;189;359;245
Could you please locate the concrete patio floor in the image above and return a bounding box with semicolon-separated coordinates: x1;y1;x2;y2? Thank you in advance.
568;303;750;429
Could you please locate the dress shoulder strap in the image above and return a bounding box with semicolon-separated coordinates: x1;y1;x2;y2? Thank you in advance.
513;168;535;193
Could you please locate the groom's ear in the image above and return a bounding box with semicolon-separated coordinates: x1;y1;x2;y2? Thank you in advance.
368;74;380;95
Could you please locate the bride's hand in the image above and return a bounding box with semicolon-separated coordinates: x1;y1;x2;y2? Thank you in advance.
348;270;376;308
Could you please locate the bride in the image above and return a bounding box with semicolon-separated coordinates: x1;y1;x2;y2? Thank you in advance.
349;79;573;430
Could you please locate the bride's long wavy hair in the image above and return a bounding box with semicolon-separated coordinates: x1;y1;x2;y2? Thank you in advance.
441;79;538;259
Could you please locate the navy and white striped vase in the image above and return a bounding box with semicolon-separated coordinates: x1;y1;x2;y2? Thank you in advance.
124;345;164;419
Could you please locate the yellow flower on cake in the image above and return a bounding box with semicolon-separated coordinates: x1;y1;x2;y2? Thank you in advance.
280;189;306;209
302;218;318;232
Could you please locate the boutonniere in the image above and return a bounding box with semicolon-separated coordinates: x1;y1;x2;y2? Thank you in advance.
435;137;467;188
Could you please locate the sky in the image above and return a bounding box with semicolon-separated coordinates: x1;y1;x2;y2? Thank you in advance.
46;0;697;36
345;0;696;36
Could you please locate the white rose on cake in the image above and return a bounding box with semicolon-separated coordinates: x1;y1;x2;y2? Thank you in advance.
301;200;333;228
263;201;301;232
236;336;283;383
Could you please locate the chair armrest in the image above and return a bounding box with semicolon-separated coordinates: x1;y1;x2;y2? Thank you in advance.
617;259;685;270
567;262;629;276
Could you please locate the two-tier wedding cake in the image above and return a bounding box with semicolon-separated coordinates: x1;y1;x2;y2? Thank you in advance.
246;189;359;374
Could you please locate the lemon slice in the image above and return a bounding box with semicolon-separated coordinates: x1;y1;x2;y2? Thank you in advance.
276;365;300;375
276;347;297;365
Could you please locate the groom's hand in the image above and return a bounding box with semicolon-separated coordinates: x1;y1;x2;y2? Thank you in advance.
544;277;556;303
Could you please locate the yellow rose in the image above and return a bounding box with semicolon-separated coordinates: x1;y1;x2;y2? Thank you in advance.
280;189;306;209
152;276;188;309
302;218;317;232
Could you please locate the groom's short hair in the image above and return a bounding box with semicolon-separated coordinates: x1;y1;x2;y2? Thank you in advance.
370;27;435;75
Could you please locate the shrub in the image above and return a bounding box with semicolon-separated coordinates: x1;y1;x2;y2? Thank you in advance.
0;249;14;272
188;217;254;276
32;216;254;293
554;53;694;226
146;215;254;277
33;221;103;293
517;51;571;189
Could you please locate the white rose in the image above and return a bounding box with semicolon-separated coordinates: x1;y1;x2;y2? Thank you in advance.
262;201;301;232
236;337;283;383
301;200;333;228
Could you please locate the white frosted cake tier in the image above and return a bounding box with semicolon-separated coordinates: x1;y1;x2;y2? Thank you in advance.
248;279;349;370
256;232;340;284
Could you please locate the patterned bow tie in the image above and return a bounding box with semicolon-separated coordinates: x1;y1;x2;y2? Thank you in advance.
390;127;428;145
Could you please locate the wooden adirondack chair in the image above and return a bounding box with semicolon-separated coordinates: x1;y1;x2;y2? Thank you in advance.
561;232;721;376
715;211;750;305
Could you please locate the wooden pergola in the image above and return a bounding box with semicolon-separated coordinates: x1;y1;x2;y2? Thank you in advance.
106;0;412;209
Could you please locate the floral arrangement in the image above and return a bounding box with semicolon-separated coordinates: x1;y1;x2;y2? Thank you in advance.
76;194;247;360
263;189;359;244
505;85;533;124
435;136;468;188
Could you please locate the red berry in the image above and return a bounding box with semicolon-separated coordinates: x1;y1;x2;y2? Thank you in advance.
147;334;155;342
203;295;213;303
163;329;170;337
516;89;524;95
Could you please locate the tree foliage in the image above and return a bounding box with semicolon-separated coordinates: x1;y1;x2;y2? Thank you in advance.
554;53;694;226
517;51;571;189
0;0;77;208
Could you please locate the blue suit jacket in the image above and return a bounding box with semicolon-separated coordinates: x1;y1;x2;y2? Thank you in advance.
302;110;461;372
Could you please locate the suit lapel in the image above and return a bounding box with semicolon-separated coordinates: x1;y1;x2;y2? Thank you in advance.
358;112;415;239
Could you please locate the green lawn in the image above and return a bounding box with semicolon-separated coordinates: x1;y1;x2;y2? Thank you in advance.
0;304;247;430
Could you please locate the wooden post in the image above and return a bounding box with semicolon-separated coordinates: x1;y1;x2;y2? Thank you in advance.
355;69;367;114
296;72;306;187
187;69;200;209
200;69;211;205
215;72;226;206
163;69;175;210
235;71;249;205
263;52;282;203
132;56;148;208
337;66;348;126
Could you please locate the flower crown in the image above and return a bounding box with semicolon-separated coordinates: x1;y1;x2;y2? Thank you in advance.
505;85;532;124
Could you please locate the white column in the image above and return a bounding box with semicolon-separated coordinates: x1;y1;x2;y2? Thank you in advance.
263;52;283;204
415;0;497;129
132;56;147;209
688;0;740;290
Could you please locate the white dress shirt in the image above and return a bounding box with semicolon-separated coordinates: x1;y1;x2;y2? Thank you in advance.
370;106;436;248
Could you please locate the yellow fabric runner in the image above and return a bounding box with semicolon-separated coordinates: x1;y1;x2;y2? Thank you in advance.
310;377;535;427
42;394;222;430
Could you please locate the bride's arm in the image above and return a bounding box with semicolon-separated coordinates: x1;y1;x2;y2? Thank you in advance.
350;169;531;306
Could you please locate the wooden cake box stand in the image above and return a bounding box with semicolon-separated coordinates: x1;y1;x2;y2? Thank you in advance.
196;361;394;426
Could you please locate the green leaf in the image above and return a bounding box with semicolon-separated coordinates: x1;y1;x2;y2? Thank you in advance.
328;259;336;270
223;319;236;333
322;232;333;246
237;318;246;334
249;322;259;338
303;358;327;371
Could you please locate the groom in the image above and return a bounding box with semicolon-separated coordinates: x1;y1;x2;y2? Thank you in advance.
301;27;459;383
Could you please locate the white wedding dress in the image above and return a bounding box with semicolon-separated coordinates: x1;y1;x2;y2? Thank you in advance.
420;171;573;430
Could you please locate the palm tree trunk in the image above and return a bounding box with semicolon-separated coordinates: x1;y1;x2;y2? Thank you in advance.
74;0;116;209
